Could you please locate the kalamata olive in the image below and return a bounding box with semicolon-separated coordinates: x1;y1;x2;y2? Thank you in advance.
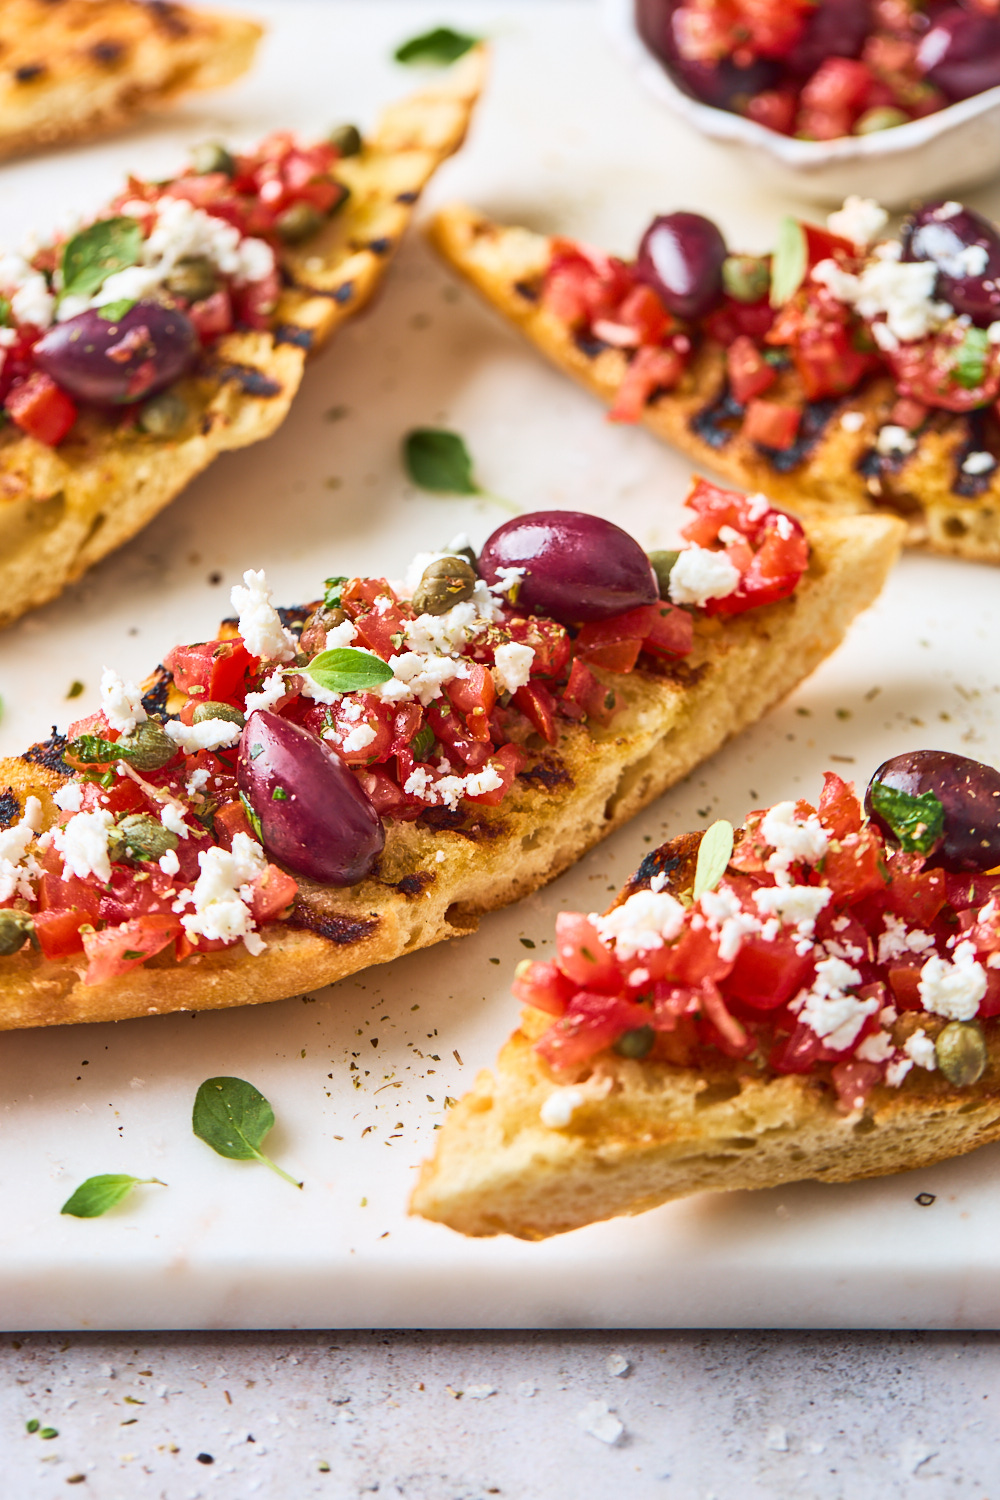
412;556;477;616
917;8;1000;102
865;750;1000;872
782;0;869;78
901;202;1000;327
237;710;384;885
478;511;658;624
636;212;727;322
635;1;780;108
34;301;199;406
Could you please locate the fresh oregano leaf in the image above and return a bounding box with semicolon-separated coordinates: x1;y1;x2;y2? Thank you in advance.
394;26;479;65
403;428;480;494
192;1076;302;1187
302;646;394;694
869;781;945;854
954;326;990;391
97;297;138;322
692;819;735;901
769;217;807;308
323;575;348;608
239;791;263;841
411;723;435;761
60;1173;165;1218
61;217;143;300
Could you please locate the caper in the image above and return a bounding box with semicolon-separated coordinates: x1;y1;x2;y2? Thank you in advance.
192;700;245;727
648;549;681;600
274;202;326;244
0;909;34;957
165;256;217;303
854;106;909;136
935;1021;988;1088
300;605;347;655
328;123;362;157
114;813;179;864
190;141;236;176
116;719;175;771
721;254;770;305
137;389;189;438
614;1025;655;1060
412;556;478;616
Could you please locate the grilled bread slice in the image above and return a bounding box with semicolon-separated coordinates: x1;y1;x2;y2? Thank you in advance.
0;507;901;1030
0;48;486;630
411;828;1000;1244
0;0;262;160
429;203;1000;566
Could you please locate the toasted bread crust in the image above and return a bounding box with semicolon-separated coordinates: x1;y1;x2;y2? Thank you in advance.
429;204;1000;566
0;509;902;1030
0;1;262;161
0;48;487;630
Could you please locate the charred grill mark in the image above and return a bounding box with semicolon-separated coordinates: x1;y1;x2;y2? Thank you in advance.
396;190;418;204
91;39;125;65
274;324;314;351
392;870;436;897
365;237;393;256
141;667;172;722
690;384;744;451
632;848;681;890
623;832;703;902
210;363;283;398
757;398;838;474
21;729;70;776
300;279;355;305
518;755;573;793
276;605;311;637
514;278;541;302
953;410;999;499
640;657;709;689
0;788;20;830
420;806;509;842
287;904;379;946
574;330;611;359
148;1;191;37
14;62;45;82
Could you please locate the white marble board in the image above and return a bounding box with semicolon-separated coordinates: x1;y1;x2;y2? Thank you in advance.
2;0;1000;1331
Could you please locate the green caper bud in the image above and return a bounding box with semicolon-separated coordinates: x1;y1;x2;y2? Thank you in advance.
116;719;175;771
854;106;909;136
192;701;245;727
137;389;189;438
412;556;478;617
721;254;771;305
614;1025;655;1060
328;123;362;157
0;909;34;957
648;549;680;600
274;202;326;244
115;812;179;864
935;1021;988;1088
165;256;217;303
190;141;236;176
300;605;347;656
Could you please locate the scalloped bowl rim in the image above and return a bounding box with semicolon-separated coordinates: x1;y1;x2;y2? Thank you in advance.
604;0;1000;168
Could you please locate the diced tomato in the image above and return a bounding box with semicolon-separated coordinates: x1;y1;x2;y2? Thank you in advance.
704;295;776;347
594;284;673;348
683;480;809;618
82;913;182;986
641;601;694;659
446;663;497;741
771;1020;847;1073
341;577;397;616
535;990;650;1070
742;398;801;451
5;372;78;446
797;58;872;140
188;289;233;341
248;865;298;923
573;612;645;674
560;659;620;726
698;978;753;1057
37;851;102;920
66;711;109;741
98;865;183;925
822;827;887;908
512;681;558;744
831;1059;882;1113
726;931;814;1010
746;89;797;135
232;268;281;330
543;242;635;327
353;764;423;821
888;326;1000;414
34;907;89;960
325;693;394;765
164;638;258;705
661;920;732;987
512;959;576;1016
727;335;777;405
610;344;684;423
883;854;946;928
504;616;571;679
889;396;928;431
464;742;528;806
214;799;254;850
888;963;924;1011
554;912;621;992
817;771;863;840
424;703;492;768
352;601;410;659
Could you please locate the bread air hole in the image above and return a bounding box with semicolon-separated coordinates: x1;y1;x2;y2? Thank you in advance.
604;750;657;823
695;1078;743;1109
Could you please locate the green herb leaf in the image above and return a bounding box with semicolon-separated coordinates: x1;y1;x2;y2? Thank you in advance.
26;1419;39;1433
61;217;143;300
192;1076;302;1188
238;791;263;842
411;723;435;761
869;781;945;854
0;295;10;327
769;217;808;308
394;26;479;65
954;326;990;390
60;1174;165;1219
403;428;480;494
97;297;138;322
692;819;735;901
67;680;85;699
302;646;394;695
323;575;348;608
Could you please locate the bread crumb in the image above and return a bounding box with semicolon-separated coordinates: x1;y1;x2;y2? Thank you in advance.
577;1401;624;1445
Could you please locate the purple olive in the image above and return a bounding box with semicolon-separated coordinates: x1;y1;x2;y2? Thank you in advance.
635;0;780;108
636;212;727;322
478;511;658;624
237;711;384;886
917;8;1000;101
900;202;1000;327
865;749;1000;873
782;0;869;78
34;300;198;406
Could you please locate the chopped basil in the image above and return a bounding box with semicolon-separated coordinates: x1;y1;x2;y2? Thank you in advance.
239;791;263;841
403;427;480;494
954;326;990;390
60;1173;165;1219
97;298;137;322
769;218;807;308
0;295;10;326
66;680;85;699
692;819;734;900
61;217;143;301
410;724;435;761
869;780;945;854
323;575;348;608
192;1076;302;1188
271;785;289;800
394;26;480;65
303;646;393;694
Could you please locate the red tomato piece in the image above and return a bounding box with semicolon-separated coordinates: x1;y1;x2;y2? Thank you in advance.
188;289;233;341
424;703;492;768
888;326;1000;413
504;616;571;679
464;742;527;806
887;963;923;1011
831;1059;882;1113
535;990;650;1070
554;912;621;992
512;681;559;744
232;268;281;330
727;334;777;405
609;344;684;424
883;855;947;928
698;979;753;1058
817;771;864;840
5;372;78;446
742;398;801;451
560;659;620;726
214;799;254;850
725;932;814;1010
512;959;576;1016
746;89;797;135
164;639;257;705
822;827;887;908
82;913;181;986
353;765;424;821
324;694;394;765
704;295;776;347
34;907;90;960
446;663;497;741
248;865;298;923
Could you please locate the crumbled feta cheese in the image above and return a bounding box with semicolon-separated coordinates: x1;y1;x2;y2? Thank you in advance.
405;601;480;657
376;650;469;708
53;782;84;813
243;667;288;716
885;1056;914;1087
753;883;831;936
904;1027;938;1071
877;913;935;965
402;762;503;811
160;803;192;840
988;321;1000;345
341;721;377;754
488;565;526;600
172;832;266;955
324;618;357;650
760;801;829;881
668;545;741;607
827;196;889;246
158;848;180;876
699;885;761;962
876;424;916;457
99;666;148;736
918;941;987;1021
164;718;242;753
812;255;951;344
185;767;211;798
855;1029;896;1064
231;569;295;663
962;450;996;476
492;641;534;694
795;956;878;1051
540;1087;585;1129
53;809;115;883
11;273;55;330
0;795;43;902
593;889;686;960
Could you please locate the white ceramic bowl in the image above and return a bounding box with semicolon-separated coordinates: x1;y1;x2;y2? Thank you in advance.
604;0;1000;208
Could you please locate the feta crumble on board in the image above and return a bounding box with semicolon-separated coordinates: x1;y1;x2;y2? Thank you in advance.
840;410;865;433
875;424;916;457
962;451;996;476
577;1401;625;1446
668;545;740;607
231;569;295;663
761;801;829;881
492;640;534;694
540;1088;585;1129
812;255;950;344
